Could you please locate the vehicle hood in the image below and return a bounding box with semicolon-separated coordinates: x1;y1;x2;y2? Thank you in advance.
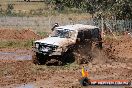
35;37;74;46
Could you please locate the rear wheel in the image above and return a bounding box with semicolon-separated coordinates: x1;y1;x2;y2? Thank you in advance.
61;51;75;65
74;40;93;64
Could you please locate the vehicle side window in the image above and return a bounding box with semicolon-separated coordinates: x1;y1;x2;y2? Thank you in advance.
84;30;92;39
77;30;84;42
91;28;99;38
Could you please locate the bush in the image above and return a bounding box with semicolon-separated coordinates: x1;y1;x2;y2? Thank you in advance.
6;4;14;15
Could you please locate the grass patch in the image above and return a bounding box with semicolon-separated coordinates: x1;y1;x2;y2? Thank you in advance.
0;0;92;17
37;31;48;37
0;40;34;48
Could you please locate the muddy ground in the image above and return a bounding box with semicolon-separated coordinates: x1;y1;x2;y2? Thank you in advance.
0;29;132;88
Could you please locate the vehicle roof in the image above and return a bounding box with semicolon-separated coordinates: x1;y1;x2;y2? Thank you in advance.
55;24;99;31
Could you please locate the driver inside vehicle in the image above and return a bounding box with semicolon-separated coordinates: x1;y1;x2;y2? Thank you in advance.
51;29;70;38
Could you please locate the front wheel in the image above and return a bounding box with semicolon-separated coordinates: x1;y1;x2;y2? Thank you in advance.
61;51;75;65
32;52;47;65
32;52;39;64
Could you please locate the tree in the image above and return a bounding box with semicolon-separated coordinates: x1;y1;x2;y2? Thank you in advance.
45;0;132;20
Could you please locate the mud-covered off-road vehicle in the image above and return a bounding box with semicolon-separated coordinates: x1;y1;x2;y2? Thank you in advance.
32;24;102;65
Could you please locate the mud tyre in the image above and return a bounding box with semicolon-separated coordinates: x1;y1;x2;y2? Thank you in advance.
73;46;92;64
45;51;75;66
45;56;63;66
32;52;47;65
61;51;75;65
73;40;93;64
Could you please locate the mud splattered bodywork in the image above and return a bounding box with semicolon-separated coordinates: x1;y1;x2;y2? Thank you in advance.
32;24;102;65
34;37;75;56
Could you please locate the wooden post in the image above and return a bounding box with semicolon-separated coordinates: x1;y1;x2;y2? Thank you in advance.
49;16;51;30
101;17;104;37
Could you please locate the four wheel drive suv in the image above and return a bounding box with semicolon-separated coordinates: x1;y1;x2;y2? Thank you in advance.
32;24;102;65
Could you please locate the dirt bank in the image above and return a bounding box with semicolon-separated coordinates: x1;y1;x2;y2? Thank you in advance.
0;29;40;40
103;35;132;62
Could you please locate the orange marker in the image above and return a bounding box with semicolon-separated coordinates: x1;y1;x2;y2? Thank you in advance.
82;67;89;77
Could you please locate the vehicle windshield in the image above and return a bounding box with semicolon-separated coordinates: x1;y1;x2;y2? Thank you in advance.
51;29;71;38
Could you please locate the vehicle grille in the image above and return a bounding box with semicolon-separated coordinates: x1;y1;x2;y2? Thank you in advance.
38;43;54;52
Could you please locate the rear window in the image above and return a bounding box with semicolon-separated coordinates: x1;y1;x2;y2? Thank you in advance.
77;30;84;38
91;28;100;38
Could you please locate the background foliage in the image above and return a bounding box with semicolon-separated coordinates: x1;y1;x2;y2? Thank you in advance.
0;0;131;20
44;0;132;20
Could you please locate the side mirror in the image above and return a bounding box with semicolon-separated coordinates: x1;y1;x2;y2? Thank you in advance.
76;38;80;42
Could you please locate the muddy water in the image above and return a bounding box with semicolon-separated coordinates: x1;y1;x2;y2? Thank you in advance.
16;83;34;88
12;82;131;88
2;83;35;88
0;50;32;60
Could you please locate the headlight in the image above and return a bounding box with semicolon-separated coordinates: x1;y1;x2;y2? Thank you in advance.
35;43;39;48
53;45;58;48
51;45;58;50
55;47;63;51
52;45;59;50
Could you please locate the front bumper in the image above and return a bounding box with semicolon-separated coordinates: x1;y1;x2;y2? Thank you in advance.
34;49;62;56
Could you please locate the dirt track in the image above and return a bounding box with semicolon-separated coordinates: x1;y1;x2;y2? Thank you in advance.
0;29;132;88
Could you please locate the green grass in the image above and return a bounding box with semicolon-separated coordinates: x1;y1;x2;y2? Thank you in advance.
37;31;48;37
0;40;34;48
0;1;47;10
0;0;92;17
0;0;54;16
0;31;48;49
